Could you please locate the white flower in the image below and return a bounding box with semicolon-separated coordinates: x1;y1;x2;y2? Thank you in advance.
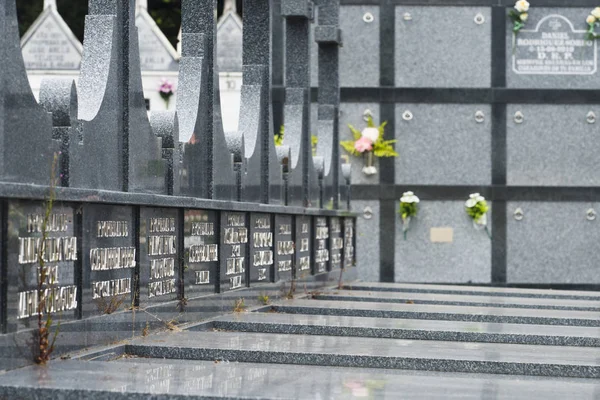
587;15;596;25
361;127;380;143
465;199;478;208
362;166;378;176
520;13;528;22
476;196;485;203
514;0;530;13
469;193;480;199
401;191;420;204
592;7;600;19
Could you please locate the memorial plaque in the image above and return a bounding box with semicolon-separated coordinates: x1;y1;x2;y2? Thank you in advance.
295;216;311;279
273;215;294;282
139;208;181;305
343;218;355;269
82;205;135;318
249;214;274;284
217;12;243;73
219;212;248;292
21;11;82;70
507;9;600;89
7;201;78;332
135;13;178;72
184;210;218;299
329;217;343;271
513;15;595;76
313;217;329;275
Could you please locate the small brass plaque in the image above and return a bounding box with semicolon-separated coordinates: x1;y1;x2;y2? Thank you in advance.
430;228;453;243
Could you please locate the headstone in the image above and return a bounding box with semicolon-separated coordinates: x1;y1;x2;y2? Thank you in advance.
20;1;83;71
219;212;248;292
82;205;136;318
273;214;294;282
295;216;312;278
138;208;181;305
7;201;78;332
313;216;330;274
135;0;178;72
343;217;355;269
178;0;237;200
183;210;219;298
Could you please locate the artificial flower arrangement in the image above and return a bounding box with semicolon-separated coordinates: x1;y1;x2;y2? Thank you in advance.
465;193;491;239
585;8;600;40
159;79;175;109
509;0;530;33
341;116;398;176
275;125;318;156
399;191;419;240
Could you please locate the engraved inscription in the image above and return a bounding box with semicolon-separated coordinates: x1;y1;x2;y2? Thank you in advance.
314;218;329;273
18;286;78;319
93;278;131;299
97;221;129;238
146;215;178;299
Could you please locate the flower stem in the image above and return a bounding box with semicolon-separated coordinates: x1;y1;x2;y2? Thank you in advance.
485;226;492;240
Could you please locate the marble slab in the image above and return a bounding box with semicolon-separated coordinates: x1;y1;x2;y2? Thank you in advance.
124;331;600;378
314;290;600;311
183;210;219;299
0;359;598;399
352;201;380;282
206;312;600;347
271;299;600;327
343;282;600;300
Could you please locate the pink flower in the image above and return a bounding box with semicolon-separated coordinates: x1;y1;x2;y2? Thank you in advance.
159;79;174;95
354;137;373;153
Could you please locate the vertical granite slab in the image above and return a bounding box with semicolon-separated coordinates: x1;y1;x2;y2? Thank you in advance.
178;0;237;200
274;215;294;282
1;0;57;185
295;215;312;279
507;104;600;186
138;208;180;306
71;0;125;190
219;212;248;292
395;201;492;284
82;204;135;319
396;6;491;88
338;103;380;185
313;216;330;275
395;104;492;185
506;8;600;89
329;217;343;271
352;200;379;282
6;201;78;332
183;210;218;299
343;217;355;270
507;202;600;284
248;213;274;285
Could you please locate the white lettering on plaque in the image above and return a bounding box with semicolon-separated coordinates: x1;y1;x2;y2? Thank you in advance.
513;15;597;75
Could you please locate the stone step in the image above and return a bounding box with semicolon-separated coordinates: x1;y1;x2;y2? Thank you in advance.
123;331;600;378
1;359;599;399
343;283;600;300
206;312;600;347
270;299;600;326
314;290;600;311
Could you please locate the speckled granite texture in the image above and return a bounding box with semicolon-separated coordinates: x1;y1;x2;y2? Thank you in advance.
507;202;600;284
395;6;491;88
352;200;380;282
394;200;492;284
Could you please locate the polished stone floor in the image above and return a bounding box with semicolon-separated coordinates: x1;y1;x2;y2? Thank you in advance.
0;282;599;399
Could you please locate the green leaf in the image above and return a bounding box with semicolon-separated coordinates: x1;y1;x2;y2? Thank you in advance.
340;141;360;156
348;124;362;141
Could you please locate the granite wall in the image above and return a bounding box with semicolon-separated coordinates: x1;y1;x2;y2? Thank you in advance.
276;0;600;286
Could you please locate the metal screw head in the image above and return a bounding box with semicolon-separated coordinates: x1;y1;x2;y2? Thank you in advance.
587;111;596;124
475;111;485;123
363;109;373;122
363;12;374;23
403;12;412;21
402;110;413;121
514;111;524;124
514;208;524;221
587;209;597;221
474;13;485;25
363;207;373;220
